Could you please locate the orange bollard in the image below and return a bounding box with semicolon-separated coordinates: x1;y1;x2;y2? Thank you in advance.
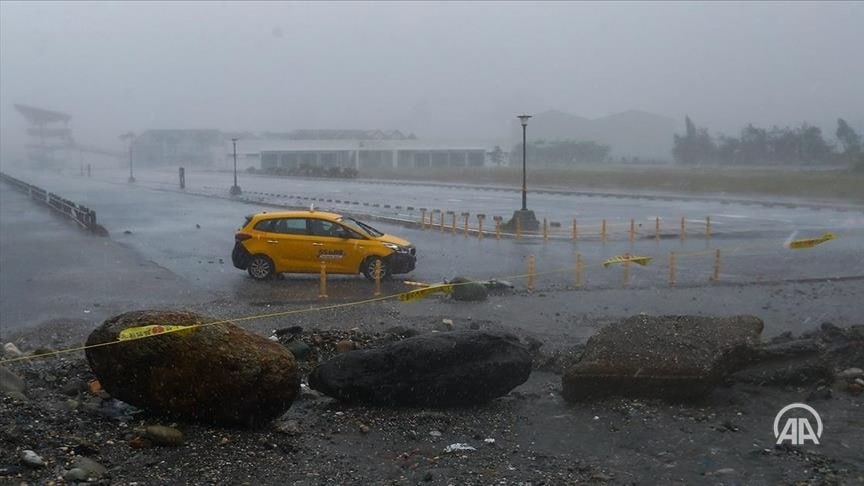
572;218;578;241
680;216;686;241
655;217;660;241
493;216;502;240
477;214;485;239
527;255;536;292
515;216;522;239
420;208;427;229
629;218;635;242
601;219;607;243
373;259;383;296
448;211;456;234
542;218;548;241
706;216;711;239
462;212;470;236
439;210;445;232
669;251;677;287
318;261;328;299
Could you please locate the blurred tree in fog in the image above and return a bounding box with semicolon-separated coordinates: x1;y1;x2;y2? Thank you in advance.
674;117;843;166
836;118;861;155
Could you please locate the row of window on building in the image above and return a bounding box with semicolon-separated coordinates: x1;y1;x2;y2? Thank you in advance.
260;150;486;170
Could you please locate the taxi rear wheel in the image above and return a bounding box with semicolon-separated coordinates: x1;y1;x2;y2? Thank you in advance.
361;256;391;281
248;255;275;280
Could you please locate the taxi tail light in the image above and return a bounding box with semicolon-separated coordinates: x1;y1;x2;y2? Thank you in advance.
235;232;252;242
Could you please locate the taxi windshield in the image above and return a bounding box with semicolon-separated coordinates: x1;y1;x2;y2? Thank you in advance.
338;216;383;238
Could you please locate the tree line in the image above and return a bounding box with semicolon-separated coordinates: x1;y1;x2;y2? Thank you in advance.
673;117;861;166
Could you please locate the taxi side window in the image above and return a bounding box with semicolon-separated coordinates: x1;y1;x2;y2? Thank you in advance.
308;219;356;238
256;218;308;235
274;218;308;235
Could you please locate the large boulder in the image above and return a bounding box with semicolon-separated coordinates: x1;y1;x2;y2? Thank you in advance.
85;310;300;427
562;315;763;401
309;330;531;406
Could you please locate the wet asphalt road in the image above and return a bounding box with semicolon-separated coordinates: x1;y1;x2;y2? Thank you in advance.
2;166;863;336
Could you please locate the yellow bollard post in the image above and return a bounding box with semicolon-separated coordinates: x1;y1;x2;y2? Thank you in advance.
712;248;721;282
629;218;635;242
373;259;383;296
494;216;502;240
462;212;470;236
527;255;535;292
543;218;548;241
420;208;427;229
477;214;485;239
439;210;445;232
572;218;578;241
706;216;711;239
448;211;456;234
318;261;328;299
669;251;676;287
680;216;686;241
601;219;607;243
575;253;583;288
655;217;660;241
515;216;522;239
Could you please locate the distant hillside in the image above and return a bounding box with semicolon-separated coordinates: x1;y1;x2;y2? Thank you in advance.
512;110;676;161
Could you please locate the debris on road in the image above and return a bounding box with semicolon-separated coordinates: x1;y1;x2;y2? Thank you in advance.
85;310;300;427
449;277;488;302
562;315;763;401
444;443;476;453
309;330;532;406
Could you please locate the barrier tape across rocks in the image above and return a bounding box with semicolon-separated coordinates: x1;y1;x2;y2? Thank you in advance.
0;233;847;365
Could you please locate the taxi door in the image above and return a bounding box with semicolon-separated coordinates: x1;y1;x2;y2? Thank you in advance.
307;218;368;273
264;218;320;272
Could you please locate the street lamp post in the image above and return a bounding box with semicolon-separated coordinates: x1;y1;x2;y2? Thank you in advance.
518;114;531;210
505;115;539;231
230;138;242;195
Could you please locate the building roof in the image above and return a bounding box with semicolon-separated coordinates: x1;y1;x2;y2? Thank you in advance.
14;104;71;124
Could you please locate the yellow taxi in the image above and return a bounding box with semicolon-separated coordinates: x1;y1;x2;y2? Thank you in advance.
232;210;416;281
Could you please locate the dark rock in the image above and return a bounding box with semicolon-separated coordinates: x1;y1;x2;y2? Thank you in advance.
72;456;107;478
562;315;763;401
734;357;834;386
140;425;184;446
450;277;488;302
309;330;531;406
85;310;300;427
0;366;25;395
61;377;88;396
283;339;312;361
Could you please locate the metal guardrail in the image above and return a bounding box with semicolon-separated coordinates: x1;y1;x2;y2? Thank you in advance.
0;171;100;232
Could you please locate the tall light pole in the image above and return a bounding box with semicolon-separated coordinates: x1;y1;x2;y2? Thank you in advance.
230;137;242;195
505;115;539;231
518;114;532;210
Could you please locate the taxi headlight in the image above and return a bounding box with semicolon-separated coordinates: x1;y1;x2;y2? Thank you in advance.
383;243;410;253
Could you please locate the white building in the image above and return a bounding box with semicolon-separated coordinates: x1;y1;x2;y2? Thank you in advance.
227;138;491;170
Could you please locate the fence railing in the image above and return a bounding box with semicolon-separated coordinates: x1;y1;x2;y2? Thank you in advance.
0;172;100;232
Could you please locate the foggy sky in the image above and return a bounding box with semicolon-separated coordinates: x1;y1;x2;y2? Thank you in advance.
1;1;862;153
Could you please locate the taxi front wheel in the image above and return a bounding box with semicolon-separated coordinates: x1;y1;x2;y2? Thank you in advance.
362;256;391;281
248;255;275;280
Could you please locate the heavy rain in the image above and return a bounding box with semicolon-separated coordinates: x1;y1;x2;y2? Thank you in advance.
1;1;862;484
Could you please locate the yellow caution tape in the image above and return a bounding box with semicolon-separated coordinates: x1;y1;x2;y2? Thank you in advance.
398;284;453;302
602;255;653;268
787;232;836;249
118;324;196;341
